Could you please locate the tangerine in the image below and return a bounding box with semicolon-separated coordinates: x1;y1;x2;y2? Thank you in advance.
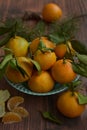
42;3;62;22
28;71;55;93
29;37;55;55
56;91;85;118
7;96;24;111
5;36;29;57
34;50;56;70
54;44;67;58
51;59;77;83
5;57;33;83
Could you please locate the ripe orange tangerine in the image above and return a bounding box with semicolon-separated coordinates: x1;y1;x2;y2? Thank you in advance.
28;71;55;93
42;3;62;22
5;57;33;83
54;44;67;58
29;37;55;55
34;50;56;70
51;59;77;84
56;91;85;118
5;36;29;57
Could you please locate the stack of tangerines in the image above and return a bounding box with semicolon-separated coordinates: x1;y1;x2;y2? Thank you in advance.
5;3;77;93
5;36;77;93
1;3;86;120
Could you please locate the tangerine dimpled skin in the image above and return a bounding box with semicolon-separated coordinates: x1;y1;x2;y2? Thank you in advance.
28;71;55;93
34;51;57;70
5;36;29;57
42;3;62;22
51;59;77;84
56;91;85;118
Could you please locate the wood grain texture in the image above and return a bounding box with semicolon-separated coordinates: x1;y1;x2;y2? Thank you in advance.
0;0;87;130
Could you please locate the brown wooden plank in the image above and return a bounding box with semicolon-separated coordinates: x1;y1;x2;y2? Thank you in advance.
0;0;87;130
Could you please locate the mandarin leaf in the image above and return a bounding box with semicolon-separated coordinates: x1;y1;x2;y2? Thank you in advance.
0;54;13;69
71;40;87;54
16;60;28;77
41;111;63;125
78;93;87;104
0;34;12;47
72;63;87;77
30;59;41;72
77;53;87;65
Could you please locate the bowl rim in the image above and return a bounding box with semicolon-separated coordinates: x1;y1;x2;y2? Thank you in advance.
5;75;80;96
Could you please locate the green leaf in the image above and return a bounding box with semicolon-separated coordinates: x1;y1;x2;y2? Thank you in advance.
0;19;16;36
48;33;71;44
2;47;12;53
38;39;46;50
67;80;81;88
41;111;63;125
0;54;13;79
48;16;79;44
65;79;81;92
76;53;87;65
78;93;87;104
9;58;18;69
30;59;41;72
71;40;87;54
0;54;13;69
72;80;81;87
72;63;87;77
37;40;54;52
0;34;12;47
0;67;6;79
16;60;28;77
0;26;11;35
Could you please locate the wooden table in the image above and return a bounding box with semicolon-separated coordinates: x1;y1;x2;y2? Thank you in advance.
0;0;87;130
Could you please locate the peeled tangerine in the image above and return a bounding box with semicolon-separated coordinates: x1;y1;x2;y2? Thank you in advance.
2;112;22;124
7;96;24;111
12;107;29;118
5;57;33;83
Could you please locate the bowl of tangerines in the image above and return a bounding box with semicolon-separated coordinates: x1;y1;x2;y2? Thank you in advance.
0;3;87;119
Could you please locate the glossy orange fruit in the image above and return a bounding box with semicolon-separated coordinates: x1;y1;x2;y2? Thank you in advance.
51;59;77;84
29;37;55;55
57;91;85;118
42;3;62;22
28;71;55;93
5;36;29;57
5;57;33;83
34;50;56;70
54;44;67;58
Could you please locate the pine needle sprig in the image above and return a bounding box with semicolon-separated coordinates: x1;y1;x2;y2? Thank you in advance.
48;15;80;44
